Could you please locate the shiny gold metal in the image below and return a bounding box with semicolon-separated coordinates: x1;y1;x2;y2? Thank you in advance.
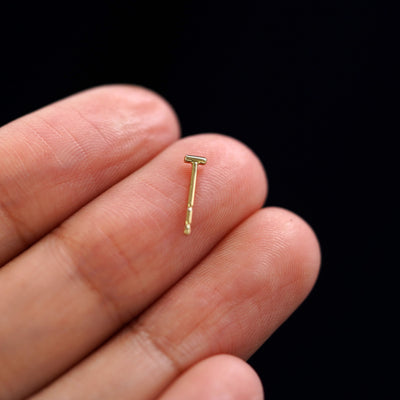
183;155;207;235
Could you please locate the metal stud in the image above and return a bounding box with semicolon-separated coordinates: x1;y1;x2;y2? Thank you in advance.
183;155;207;235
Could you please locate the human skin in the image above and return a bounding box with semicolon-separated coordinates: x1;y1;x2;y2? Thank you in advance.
0;85;320;400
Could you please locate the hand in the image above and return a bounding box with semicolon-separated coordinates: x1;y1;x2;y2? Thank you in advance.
0;85;320;400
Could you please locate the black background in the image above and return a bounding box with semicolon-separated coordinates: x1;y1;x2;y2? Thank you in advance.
0;1;383;398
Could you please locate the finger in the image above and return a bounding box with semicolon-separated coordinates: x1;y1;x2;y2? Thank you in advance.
0;134;267;399
158;355;263;400
0;84;179;264
32;207;320;400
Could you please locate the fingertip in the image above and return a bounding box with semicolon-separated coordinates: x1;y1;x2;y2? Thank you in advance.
180;133;268;214
66;84;181;143
211;355;264;400
159;354;264;400
253;207;321;304
197;133;268;198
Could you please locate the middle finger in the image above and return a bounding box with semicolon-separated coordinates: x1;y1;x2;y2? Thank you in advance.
0;134;267;399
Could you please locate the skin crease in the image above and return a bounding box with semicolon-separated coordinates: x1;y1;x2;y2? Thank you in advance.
0;85;321;400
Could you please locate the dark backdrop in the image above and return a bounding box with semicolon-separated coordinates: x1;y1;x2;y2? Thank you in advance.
0;1;381;398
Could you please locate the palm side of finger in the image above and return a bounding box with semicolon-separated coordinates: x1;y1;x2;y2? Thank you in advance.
0;85;320;400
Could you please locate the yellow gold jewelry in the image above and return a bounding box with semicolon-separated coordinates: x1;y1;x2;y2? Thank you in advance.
183;155;207;235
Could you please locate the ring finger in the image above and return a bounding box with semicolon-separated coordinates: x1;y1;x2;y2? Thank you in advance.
31;207;320;400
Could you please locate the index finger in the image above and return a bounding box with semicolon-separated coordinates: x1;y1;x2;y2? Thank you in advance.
0;85;180;264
